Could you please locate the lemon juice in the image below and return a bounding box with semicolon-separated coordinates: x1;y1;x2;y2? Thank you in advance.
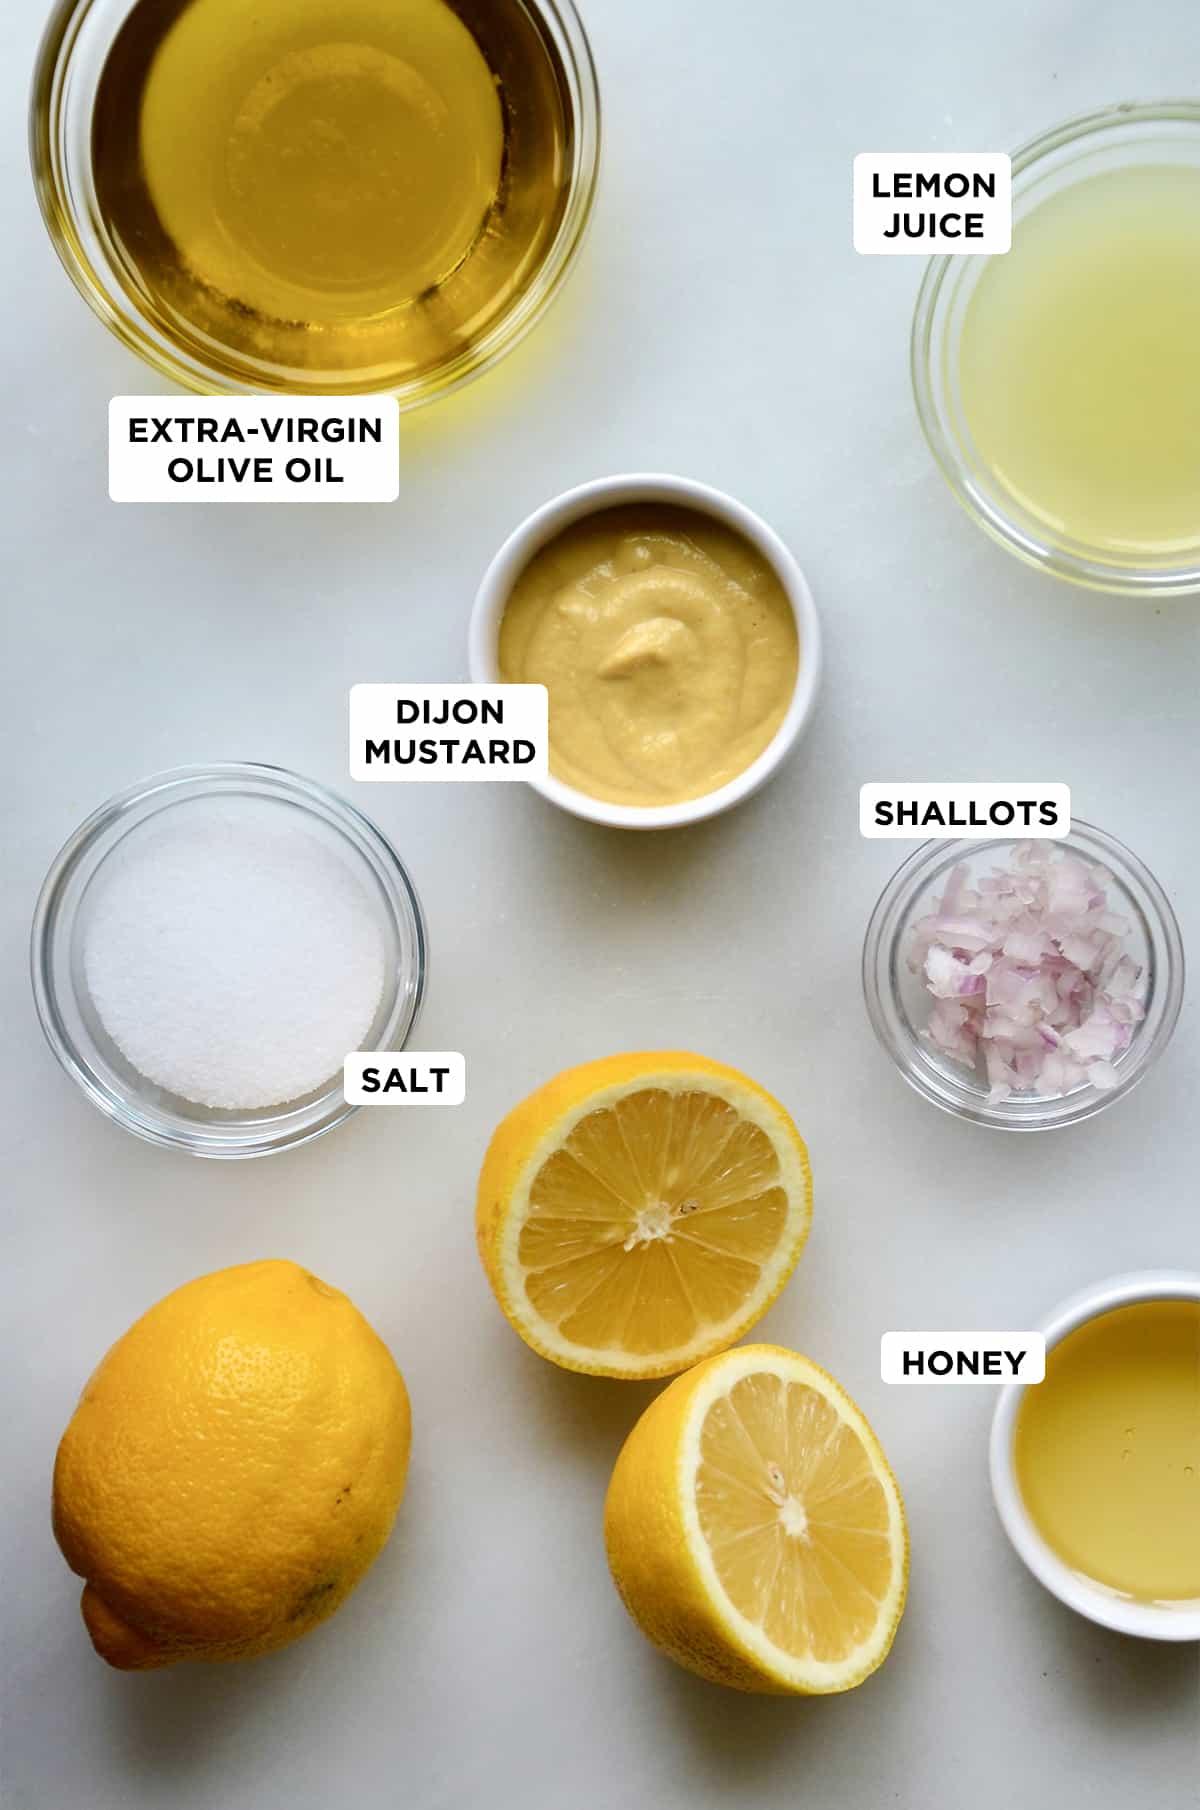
1014;1299;1200;1604
959;164;1200;559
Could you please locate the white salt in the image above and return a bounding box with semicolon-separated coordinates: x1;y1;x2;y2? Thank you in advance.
84;799;386;1110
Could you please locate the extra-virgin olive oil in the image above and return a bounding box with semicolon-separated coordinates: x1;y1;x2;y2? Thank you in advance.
91;0;575;391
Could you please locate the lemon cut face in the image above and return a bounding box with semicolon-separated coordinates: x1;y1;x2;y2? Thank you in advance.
476;1054;813;1379
604;1346;908;1695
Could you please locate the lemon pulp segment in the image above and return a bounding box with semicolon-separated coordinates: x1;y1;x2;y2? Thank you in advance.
604;1346;908;1694
521;1087;791;1355
478;1055;813;1378
695;1367;898;1666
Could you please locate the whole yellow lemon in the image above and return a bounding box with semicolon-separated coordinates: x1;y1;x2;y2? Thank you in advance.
52;1259;411;1669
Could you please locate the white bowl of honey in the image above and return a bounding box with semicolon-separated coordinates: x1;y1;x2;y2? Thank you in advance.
991;1271;1200;1641
32;0;599;403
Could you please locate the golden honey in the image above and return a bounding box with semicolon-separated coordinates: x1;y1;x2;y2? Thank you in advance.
1015;1299;1200;1604
91;0;575;391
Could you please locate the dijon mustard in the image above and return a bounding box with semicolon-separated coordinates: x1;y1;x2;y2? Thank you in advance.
498;505;799;807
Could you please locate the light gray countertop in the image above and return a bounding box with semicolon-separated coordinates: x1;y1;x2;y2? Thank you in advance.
3;1;1199;1805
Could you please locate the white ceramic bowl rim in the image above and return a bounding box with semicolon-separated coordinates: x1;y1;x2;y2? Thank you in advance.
467;472;822;829
990;1269;1200;1640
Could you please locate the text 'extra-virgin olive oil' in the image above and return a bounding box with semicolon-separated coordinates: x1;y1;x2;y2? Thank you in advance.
91;0;576;392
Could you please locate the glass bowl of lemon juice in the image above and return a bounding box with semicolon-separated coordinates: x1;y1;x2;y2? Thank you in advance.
913;101;1200;595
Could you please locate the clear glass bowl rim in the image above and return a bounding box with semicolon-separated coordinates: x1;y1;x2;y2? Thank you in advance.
29;0;601;406
30;762;428;1157
911;98;1200;596
861;818;1185;1131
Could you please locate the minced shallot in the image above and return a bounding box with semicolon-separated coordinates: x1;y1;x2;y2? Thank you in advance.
909;843;1146;1102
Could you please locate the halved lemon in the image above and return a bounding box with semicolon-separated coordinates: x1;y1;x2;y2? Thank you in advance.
604;1344;908;1694
475;1052;812;1379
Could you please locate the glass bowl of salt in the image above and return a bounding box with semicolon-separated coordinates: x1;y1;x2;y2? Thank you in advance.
31;764;426;1156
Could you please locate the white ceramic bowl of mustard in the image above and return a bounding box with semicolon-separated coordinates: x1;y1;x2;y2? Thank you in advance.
990;1269;1200;1641
467;474;821;830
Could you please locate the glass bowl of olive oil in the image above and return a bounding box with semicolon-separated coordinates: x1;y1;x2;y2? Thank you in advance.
31;0;599;404
913;101;1200;595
